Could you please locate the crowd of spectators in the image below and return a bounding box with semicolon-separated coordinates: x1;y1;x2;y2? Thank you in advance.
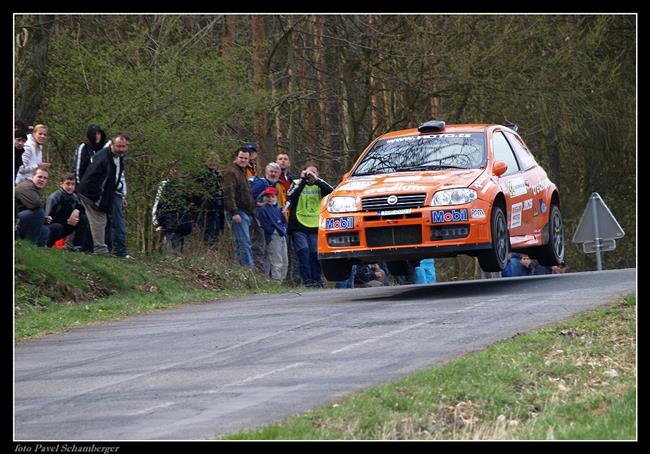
14;120;568;289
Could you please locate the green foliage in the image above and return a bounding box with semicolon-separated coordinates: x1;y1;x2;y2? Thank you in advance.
38;18;270;253
21;15;635;269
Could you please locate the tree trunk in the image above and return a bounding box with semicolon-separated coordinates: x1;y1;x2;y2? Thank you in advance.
222;15;234;57
321;17;343;179
15;15;55;126
251;15;267;173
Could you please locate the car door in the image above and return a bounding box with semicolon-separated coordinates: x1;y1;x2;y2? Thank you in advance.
503;130;547;235
491;130;530;237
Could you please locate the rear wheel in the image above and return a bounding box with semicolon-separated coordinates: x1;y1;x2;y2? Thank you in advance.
320;258;353;282
535;204;565;266
478;205;509;272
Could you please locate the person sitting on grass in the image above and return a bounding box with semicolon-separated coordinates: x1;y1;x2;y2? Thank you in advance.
15;167;51;246
44;172;89;250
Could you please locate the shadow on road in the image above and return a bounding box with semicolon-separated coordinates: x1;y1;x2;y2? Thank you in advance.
348;275;556;302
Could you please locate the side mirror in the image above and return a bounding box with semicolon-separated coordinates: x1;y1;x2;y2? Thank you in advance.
493;160;508;177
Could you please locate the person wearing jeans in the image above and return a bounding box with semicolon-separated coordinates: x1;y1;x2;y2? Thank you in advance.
291;230;322;286
109;172;132;258
15;168;51;246
286;161;333;287
222;147;256;269
77;134;129;256
225;210;253;268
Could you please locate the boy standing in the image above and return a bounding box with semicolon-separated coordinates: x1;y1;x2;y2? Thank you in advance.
257;187;288;282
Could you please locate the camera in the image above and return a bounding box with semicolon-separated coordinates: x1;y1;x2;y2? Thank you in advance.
303;171;314;180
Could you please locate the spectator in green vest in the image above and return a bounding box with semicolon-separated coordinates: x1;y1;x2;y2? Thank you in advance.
286;161;333;287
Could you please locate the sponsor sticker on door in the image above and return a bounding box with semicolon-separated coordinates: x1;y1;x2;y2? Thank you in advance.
510;202;523;228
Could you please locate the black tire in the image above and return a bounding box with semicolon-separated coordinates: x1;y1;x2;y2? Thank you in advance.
386;260;410;276
535;204;565;266
321;258;353;282
478;205;509;272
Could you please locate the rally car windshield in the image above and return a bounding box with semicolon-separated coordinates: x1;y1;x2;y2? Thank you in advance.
352;133;485;176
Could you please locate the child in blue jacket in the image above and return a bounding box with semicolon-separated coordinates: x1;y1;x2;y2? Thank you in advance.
257;187;288;282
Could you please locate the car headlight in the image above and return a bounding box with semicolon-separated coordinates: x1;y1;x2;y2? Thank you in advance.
327;196;357;213
430;188;477;206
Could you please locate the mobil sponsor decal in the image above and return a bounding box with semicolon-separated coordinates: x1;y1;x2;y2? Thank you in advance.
325;216;354;231
432;208;468;224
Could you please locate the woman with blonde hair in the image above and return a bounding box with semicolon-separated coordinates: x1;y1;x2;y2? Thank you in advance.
15;124;49;185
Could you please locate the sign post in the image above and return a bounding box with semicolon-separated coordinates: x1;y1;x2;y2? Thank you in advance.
572;192;625;271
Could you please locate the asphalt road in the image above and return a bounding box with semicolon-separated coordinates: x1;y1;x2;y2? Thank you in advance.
14;268;636;441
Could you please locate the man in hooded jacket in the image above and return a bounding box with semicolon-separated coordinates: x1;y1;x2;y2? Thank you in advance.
72;124;109;184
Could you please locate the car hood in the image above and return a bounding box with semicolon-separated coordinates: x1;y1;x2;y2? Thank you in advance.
332;169;486;197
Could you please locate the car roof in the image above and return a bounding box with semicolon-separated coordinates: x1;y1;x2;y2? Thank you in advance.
379;124;492;140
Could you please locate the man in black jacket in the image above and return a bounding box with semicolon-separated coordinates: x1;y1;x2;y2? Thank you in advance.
77;134;129;255
192;153;224;247
152;168;193;253
44;172;89;249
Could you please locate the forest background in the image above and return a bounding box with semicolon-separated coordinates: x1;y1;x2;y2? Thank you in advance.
14;14;636;278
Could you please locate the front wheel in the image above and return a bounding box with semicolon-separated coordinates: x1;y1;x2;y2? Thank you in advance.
477;205;509;272
320;258;353;282
535;204;565;266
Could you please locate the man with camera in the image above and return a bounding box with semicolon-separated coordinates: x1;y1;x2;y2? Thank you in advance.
286;162;333;287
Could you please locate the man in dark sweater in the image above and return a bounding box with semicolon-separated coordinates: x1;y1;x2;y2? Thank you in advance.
15;167;50;246
44;172;89;249
77;134;129;255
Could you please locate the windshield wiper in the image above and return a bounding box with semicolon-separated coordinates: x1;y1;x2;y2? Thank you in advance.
397;164;466;172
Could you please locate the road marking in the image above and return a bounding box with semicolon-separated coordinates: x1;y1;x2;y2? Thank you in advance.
453;301;488;313
128;401;176;416
330;321;431;354
200;362;309;394
238;362;308;385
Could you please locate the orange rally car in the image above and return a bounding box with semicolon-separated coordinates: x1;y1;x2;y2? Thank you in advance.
317;120;565;281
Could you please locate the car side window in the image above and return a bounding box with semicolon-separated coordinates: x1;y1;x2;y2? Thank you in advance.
492;131;520;176
504;131;537;170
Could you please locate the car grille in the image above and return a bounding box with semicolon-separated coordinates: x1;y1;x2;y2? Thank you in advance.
430;224;470;241
361;193;427;211
327;232;360;247
366;225;422;247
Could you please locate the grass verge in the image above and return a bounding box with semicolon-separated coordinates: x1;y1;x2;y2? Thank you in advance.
222;294;636;440
14;240;302;341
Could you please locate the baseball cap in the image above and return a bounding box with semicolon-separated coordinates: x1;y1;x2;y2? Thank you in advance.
244;143;257;152
263;187;278;196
